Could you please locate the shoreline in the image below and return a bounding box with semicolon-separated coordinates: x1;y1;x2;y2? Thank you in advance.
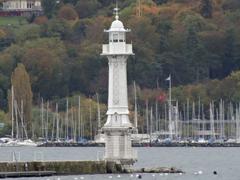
36;142;240;148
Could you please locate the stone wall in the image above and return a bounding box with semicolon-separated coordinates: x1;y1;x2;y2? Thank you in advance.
0;161;122;175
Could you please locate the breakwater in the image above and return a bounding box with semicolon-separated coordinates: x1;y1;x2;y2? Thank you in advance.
0;161;122;176
0;160;183;178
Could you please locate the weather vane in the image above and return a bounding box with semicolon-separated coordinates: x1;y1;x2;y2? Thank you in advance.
113;0;119;20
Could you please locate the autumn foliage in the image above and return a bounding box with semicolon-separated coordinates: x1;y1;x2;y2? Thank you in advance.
0;0;239;119
34;16;48;25
57;5;78;21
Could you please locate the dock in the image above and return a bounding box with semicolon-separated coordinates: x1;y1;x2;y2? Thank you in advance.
0;161;183;178
0;160;122;178
0;171;56;178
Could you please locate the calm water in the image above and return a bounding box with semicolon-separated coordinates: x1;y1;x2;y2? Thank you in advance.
0;147;239;180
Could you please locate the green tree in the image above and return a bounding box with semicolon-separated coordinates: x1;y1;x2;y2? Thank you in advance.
42;0;57;18
0;110;10;137
62;0;78;5
154;0;168;5
21;38;69;99
40;19;72;40
75;0;100;18
221;28;239;77
184;23;210;83
11;63;33;138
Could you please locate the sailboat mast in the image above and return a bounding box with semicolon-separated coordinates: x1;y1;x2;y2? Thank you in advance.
187;99;190;139
89;103;92;140
155;100;158;132
78;96;81;141
134;81;138;133
56;103;59;141
146;100;149;135
66;98;69;140
46;101;49;141
14;100;19;140
19;100;28;140
71;105;75;142
96;93;101;131
175;101;179;138
11;86;14;139
168;75;172;139
41;98;44;138
202;104;205;139
51;112;55;141
150;106;153;143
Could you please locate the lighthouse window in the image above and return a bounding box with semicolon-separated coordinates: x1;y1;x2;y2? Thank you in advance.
27;2;33;8
119;33;125;42
113;34;118;42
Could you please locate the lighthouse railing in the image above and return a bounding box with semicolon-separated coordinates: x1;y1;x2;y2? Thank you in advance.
102;44;133;55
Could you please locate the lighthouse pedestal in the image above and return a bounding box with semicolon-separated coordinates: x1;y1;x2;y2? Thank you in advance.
103;126;137;165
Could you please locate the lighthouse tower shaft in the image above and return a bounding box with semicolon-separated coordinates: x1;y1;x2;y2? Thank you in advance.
101;10;137;164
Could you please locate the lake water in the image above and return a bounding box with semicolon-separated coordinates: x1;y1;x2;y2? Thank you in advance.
0;147;239;180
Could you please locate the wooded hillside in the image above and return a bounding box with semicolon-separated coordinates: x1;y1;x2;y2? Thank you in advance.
0;0;239;112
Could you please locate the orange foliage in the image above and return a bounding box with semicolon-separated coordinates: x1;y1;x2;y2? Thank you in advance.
34;16;48;25
0;29;6;38
22;48;57;80
141;4;159;15
58;5;78;21
158;5;181;20
85;16;111;43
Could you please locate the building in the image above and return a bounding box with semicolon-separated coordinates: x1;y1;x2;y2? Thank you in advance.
101;7;137;165
2;0;42;11
0;0;42;16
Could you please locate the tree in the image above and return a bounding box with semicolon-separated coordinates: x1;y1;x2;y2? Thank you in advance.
75;0;100;18
15;24;41;43
0;110;10;137
62;0;78;5
154;0;168;5
34;16;48;25
184;23;210;83
42;0;57;18
221;28;240;78
10;63;33;138
22;47;68;98
222;0;240;11
57;4;78;21
199;0;213;18
40;19;72;40
0;28;14;52
156;19;172;51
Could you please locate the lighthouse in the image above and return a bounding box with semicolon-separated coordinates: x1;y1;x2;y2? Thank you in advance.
101;7;137;164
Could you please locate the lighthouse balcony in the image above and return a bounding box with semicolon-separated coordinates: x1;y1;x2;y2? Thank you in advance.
102;44;133;55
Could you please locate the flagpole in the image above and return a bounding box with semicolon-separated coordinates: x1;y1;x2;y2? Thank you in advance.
168;74;172;139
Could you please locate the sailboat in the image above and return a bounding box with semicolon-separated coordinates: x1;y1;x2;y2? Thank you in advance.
3;87;37;147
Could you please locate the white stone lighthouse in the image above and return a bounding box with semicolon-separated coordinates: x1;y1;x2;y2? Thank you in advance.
101;7;137;164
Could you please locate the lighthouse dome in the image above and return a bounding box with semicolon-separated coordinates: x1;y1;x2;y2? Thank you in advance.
109;19;126;32
111;20;124;29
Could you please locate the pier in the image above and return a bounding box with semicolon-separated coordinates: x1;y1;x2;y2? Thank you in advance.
0;160;183;178
0;161;113;175
0;171;56;178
